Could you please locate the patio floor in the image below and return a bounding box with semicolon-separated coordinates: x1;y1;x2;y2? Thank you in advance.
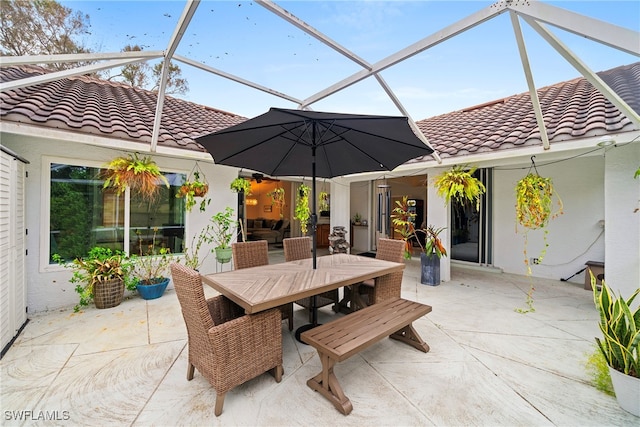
2;251;637;426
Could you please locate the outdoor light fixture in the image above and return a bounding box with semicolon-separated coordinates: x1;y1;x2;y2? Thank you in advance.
246;198;258;206
596;136;616;147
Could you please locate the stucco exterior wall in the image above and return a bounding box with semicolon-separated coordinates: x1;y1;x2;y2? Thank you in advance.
492;155;605;284
2;134;238;313
604;142;640;298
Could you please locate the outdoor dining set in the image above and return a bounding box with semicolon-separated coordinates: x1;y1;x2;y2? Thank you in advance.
170;237;433;416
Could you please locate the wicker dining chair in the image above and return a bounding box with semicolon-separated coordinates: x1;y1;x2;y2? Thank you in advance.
232;240;294;330
356;238;406;309
170;263;283;416
284;237;339;323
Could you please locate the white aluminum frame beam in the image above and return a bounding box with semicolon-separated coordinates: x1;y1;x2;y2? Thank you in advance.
0;57;153;92
150;0;200;152
302;2;508;107
257;0;441;162
174;54;303;105
510;11;550;150
508;1;640;56
521;15;640;128
0;50;164;66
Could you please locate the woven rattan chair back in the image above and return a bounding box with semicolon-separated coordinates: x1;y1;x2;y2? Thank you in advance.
231;240;294;330
232;240;269;269
283;236;312;261
359;238;405;307
170;262;283;416
375;238;406;263
284;237;339;322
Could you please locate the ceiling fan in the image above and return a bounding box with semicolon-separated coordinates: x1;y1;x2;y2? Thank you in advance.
249;173;280;183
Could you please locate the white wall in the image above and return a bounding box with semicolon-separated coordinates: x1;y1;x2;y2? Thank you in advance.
493;155;605;284
604;141;640;298
2;134;239;312
426;172;450;282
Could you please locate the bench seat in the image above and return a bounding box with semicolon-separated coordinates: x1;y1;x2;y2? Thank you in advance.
300;297;432;414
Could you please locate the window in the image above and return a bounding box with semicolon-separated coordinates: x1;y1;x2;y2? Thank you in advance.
49;162;185;263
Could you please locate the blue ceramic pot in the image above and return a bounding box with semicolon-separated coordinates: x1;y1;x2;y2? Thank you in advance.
136;277;170;300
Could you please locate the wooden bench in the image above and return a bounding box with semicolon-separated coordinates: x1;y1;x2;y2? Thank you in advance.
300;297;432;415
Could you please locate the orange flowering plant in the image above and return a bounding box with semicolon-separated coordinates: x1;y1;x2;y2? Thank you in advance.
391;196;447;260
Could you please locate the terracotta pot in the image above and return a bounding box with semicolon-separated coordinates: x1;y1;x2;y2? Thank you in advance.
192;184;209;197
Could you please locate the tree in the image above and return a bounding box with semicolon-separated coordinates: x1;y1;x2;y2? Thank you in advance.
0;0;91;70
2;1;188;95
151;61;188;95
111;45;151;88
107;45;189;95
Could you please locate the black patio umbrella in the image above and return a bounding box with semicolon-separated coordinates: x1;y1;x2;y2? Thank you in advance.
196;107;433;333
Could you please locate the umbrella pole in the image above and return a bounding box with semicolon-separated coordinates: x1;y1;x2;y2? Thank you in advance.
311;144;318;325
295;131;321;344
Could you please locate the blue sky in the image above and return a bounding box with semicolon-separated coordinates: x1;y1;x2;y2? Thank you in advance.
62;1;639;120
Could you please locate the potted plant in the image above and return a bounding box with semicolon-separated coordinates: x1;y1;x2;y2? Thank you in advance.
319;191;330;215
101;153;169;201
53;247;135;312
230;177;252;194
182;224;214;271
177;170;210;212
131;228;175;300
267;186;286;217
353;212;362;225
295;184;311;234
515;171;563;312
392;196;447;286
208;207;237;264
433;164;486;210
591;273;640;416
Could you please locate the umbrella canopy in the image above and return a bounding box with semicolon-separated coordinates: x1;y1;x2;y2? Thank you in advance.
196;107;433;331
196;108;433;179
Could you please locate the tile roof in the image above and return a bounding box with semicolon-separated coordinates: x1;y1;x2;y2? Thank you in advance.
414;62;639;161
1;63;638;161
0;65;247;152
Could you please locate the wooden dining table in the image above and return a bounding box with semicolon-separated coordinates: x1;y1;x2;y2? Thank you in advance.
200;253;405;314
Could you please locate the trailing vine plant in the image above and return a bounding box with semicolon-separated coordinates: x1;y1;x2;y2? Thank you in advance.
295;183;311;234
101;153;169;202
514;157;563;313
635;166;640;213
230;177;252;194
318;191;329;212
434;164;486;209
267;186;286;218
176;169;210;212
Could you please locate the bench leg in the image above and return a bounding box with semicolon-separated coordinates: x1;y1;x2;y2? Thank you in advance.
306;353;353;415
390;324;430;353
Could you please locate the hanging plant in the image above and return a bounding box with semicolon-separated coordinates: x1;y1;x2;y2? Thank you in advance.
434;164;486;210
318;191;330;212
230;177;252;194
516;173;563;232
101;153;169;201
176;167;210;212
267;186;286;216
514;165;563;313
295;184;311;234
